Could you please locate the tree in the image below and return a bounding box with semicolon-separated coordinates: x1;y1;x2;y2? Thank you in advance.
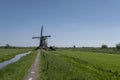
73;45;76;48
4;44;10;49
101;44;108;48
116;43;120;49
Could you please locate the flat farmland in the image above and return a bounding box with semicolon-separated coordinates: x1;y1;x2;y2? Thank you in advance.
0;49;37;80
0;48;31;62
40;49;120;80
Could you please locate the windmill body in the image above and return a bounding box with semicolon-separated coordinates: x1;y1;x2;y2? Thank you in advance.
32;26;51;49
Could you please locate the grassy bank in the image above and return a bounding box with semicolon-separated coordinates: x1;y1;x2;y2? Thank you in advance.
0;49;32;62
39;49;120;80
0;51;37;80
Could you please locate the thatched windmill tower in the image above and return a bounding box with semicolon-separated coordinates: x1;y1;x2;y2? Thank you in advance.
32;26;51;50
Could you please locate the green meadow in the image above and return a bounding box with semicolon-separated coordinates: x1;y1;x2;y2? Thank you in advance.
40;49;120;80
0;50;37;80
1;48;120;80
0;48;31;62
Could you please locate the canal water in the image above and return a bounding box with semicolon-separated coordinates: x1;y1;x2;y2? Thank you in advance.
0;51;31;69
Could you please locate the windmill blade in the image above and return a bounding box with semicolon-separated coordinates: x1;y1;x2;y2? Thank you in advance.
43;35;51;37
40;26;44;48
40;26;43;37
32;37;40;39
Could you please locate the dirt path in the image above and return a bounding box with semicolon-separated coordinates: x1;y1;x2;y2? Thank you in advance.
23;50;40;80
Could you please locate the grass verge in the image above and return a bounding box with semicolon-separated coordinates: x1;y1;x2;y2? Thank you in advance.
0;50;37;80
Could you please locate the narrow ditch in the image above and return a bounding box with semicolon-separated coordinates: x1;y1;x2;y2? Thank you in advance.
0;51;31;69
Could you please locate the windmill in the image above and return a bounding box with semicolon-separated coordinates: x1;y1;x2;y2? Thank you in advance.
32;26;51;50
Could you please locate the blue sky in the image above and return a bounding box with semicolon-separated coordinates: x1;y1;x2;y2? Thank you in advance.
0;0;120;47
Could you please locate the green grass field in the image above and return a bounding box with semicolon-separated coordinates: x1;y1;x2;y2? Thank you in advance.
40;49;120;80
0;50;37;80
0;48;32;62
1;48;120;80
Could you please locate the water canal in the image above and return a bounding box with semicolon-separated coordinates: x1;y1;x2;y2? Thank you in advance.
0;51;31;69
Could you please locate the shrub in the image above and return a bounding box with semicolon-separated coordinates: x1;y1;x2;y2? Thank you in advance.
4;44;10;49
101;44;108;48
116;43;120;49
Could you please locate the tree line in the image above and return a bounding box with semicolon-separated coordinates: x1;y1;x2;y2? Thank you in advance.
101;43;120;49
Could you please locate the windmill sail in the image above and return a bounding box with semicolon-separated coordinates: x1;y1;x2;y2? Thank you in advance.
40;26;43;49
